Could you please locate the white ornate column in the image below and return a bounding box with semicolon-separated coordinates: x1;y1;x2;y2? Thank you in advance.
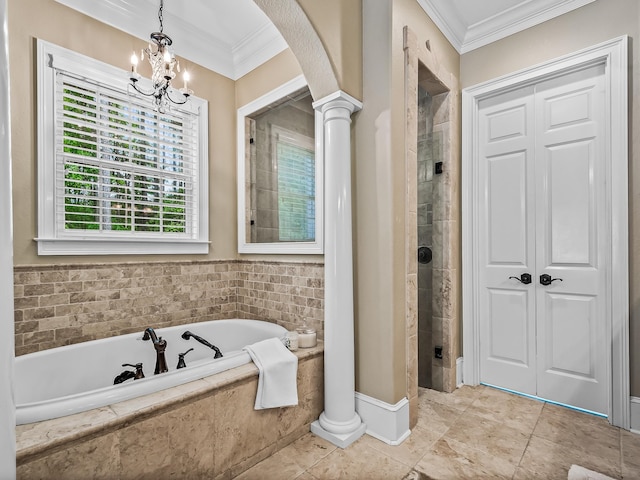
310;91;366;448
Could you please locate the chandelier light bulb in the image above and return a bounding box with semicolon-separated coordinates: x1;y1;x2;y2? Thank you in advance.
130;52;138;74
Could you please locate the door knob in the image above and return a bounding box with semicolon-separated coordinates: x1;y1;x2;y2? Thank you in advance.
540;274;563;286
509;273;532;285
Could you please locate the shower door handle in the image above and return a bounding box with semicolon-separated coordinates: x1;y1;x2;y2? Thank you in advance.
509;273;532;285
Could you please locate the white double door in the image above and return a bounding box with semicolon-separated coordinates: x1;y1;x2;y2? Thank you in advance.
477;63;609;414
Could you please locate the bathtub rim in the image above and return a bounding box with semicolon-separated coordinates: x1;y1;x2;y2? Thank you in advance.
16;342;323;464
15;318;288;424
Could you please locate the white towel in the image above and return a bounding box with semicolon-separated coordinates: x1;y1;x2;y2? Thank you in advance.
243;337;298;410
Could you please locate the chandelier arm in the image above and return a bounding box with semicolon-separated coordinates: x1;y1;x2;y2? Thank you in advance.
129;79;158;98
165;88;190;106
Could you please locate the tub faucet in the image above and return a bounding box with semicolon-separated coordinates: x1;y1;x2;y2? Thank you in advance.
181;331;223;358
113;362;145;384
142;327;169;374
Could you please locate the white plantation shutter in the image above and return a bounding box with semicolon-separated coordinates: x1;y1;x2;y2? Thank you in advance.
37;40;209;255
56;72;198;236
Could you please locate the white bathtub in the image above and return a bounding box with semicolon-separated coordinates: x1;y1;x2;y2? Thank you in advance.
15;319;287;425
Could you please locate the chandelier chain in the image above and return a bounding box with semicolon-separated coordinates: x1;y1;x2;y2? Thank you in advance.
158;0;164;33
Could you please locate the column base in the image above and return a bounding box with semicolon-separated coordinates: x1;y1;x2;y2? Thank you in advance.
310;419;367;449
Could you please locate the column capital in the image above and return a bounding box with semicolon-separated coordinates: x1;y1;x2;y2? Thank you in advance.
313;90;363;114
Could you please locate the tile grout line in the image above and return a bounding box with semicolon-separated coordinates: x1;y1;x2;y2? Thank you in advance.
618;426;623;479
511;399;547;479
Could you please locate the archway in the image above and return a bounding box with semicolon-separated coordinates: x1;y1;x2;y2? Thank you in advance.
252;0;340;101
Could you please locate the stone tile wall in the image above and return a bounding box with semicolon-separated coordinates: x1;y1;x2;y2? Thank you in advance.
417;85;435;390
14;260;324;356
236;261;325;336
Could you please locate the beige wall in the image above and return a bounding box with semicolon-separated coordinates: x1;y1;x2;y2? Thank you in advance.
460;0;640;397
236;49;303;109
8;0;238;266
297;0;362;101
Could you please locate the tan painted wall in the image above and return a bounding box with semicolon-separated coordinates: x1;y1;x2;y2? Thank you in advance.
459;0;640;397
235;49;303;109
8;0;237;265
297;0;362;101
354;0;460;404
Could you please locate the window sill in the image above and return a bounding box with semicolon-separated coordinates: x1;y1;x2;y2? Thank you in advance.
34;238;210;256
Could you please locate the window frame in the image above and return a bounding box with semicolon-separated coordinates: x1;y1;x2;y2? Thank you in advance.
36;40;209;255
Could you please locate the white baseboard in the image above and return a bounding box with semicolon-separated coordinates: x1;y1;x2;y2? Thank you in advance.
630;397;640;433
456;357;464;387
354;392;411;445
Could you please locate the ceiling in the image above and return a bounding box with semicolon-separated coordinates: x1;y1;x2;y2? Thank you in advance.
55;0;597;79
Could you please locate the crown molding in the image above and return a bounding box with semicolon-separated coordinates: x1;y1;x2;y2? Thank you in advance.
462;0;596;53
416;0;465;52
232;22;289;79
418;0;596;54
55;0;286;80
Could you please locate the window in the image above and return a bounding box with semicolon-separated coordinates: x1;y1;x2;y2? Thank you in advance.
36;40;209;255
273;127;315;242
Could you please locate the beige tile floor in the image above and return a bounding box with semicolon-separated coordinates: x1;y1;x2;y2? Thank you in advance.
235;385;640;480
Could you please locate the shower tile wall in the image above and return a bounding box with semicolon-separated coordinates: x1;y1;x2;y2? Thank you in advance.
405;27;461;426
417;86;434;389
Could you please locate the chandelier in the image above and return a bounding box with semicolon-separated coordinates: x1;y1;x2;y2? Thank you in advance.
129;0;193;113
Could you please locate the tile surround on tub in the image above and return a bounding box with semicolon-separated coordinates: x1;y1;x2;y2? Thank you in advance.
17;346;324;480
13;260;324;355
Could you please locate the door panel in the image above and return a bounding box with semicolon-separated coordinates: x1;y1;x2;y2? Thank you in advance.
483;288;535;393
477;63;608;414
478;86;537;395
488;152;528;264
535;63;607;413
488;289;530;366
547;140;595;265
543;293;597;379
